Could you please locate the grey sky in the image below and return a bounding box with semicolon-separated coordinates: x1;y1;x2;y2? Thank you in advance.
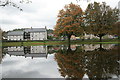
0;0;119;31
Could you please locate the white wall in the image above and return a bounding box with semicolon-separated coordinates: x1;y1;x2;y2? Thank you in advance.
8;46;24;51
8;36;23;41
84;33;98;39
30;32;47;40
7;31;47;41
31;46;47;53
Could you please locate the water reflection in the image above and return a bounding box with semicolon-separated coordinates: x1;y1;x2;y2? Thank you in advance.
55;44;120;79
7;46;48;59
1;44;120;79
2;45;61;78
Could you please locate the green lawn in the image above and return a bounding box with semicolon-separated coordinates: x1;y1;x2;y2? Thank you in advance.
2;40;120;46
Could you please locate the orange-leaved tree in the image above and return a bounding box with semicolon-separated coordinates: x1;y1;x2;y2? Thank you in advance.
54;3;84;44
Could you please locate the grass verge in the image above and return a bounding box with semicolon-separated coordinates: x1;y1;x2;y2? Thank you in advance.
2;40;120;46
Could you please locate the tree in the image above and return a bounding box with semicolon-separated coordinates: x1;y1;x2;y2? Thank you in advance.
112;22;120;39
84;2;119;42
55;44;119;79
0;0;32;11
54;3;84;44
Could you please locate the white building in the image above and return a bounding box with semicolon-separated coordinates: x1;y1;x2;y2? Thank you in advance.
7;31;24;41
84;33;98;39
24;28;47;40
7;28;47;41
83;33;115;40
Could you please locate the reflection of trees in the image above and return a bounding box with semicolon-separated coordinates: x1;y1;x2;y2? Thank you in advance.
55;47;84;79
55;44;119;79
86;46;119;79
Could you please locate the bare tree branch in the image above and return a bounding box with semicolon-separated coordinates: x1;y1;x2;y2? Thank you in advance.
0;0;32;11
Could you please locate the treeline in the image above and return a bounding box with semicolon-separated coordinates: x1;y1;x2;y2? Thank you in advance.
54;2;120;43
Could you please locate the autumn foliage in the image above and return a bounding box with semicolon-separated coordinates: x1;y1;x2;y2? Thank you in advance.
84;2;119;41
54;3;84;43
112;22;120;37
55;45;119;79
54;2;119;42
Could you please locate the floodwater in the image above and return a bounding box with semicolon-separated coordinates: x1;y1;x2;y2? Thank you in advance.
0;44;120;79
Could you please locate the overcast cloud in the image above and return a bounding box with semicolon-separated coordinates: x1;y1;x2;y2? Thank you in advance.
0;0;119;31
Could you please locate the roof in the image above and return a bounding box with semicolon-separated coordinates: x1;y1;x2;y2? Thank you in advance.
8;51;25;56
7;31;24;36
7;28;47;36
24;28;47;32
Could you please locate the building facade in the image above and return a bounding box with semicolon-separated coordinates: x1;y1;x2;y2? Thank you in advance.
24;28;47;40
7;31;24;41
7;45;48;59
7;28;47;41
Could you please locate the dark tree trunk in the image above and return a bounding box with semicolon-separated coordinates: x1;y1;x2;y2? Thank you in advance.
98;34;106;42
99;36;102;42
67;35;71;45
99;43;106;51
67;35;72;53
67;43;71;53
100;43;102;50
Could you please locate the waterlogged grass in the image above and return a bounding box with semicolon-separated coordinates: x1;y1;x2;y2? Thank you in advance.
2;40;120;46
2;41;67;46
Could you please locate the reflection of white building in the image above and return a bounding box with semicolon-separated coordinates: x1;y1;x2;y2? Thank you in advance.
82;44;100;51
82;44;115;51
31;46;47;53
102;44;115;50
8;46;24;51
70;45;77;51
8;46;25;56
7;46;48;58
25;46;48;58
